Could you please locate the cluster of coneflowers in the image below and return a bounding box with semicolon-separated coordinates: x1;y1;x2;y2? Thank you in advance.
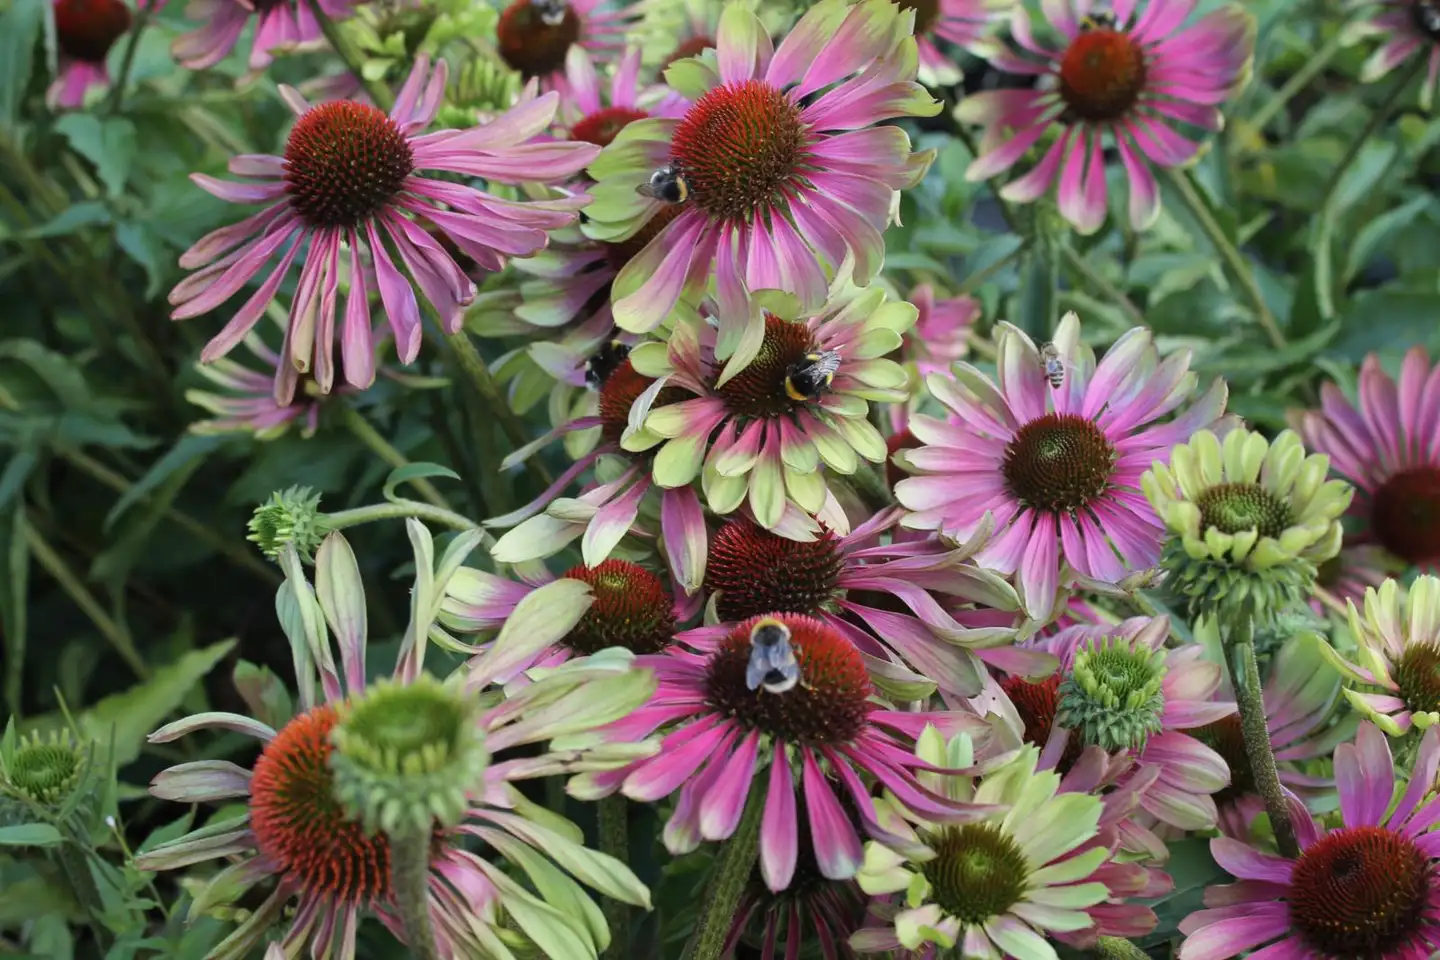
39;0;1440;955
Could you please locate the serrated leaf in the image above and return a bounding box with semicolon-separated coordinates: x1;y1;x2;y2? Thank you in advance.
54;114;138;198
18;202;112;239
115;220;168;299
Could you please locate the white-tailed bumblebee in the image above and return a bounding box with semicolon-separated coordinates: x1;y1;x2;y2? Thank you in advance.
1416;0;1440;35
783;350;842;402
1040;342;1065;389
745;617;801;694
636;165;690;204
533;0;569;26
583;339;630;388
1079;11;1118;30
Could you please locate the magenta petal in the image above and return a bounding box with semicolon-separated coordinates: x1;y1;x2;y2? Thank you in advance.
623;720;733;802
760;744;798;891
1210;837;1291;885
365;221;421;363
801;748;863;880
699;729;761;841
1336;722;1394;828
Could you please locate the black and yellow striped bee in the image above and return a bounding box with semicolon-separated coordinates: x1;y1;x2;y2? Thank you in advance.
636;165;690;204
532;0;569;26
583;339;630;388
1079;11;1118;30
783;350;842;402
1040;342;1065;389
745;618;801;695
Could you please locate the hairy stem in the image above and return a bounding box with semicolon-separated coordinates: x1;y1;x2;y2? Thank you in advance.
340;405;456;512
1095;936;1152;960
679;794;762;960
391;824;440;960
598;795;632;960
325;500;479;534
1224;605;1300;859
446;331;553;488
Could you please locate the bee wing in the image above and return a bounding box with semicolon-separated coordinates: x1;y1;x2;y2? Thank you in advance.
815;352;843;378
745;653;772;691
635;182;661;199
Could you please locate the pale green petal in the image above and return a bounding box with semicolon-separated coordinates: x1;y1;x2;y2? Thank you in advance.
653;435;706;487
1027;846;1107;886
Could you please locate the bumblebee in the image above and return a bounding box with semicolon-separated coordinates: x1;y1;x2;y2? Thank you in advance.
532;0;569;26
636;165;690;204
1040;342;1064;389
1079;11;1118;30
1416;0;1440;36
783;350;842;402
745;618;801;695
584;339;630;388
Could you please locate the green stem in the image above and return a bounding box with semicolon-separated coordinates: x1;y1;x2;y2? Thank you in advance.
1166;168;1286;350
104;3;152;114
1094;936;1151;960
1314;56;1425;217
325;500;479;534
391;824;441;960
302;0;395;111
446;331;553;488
598;795;631;960
679;795;763;960
340;405;456;512
1247;30;1346;133
55;841;107;946
1060;245;1146;326
1224;605;1299;859
22;515;149;678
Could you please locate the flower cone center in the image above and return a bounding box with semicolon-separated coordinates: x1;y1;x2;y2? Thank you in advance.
54;0;131;62
604;204;685;271
715;314;817;419
497;0;581;78
922;824;1029;924
1058;28;1147;122
250;705;394;903
598;357;688;445
562;559;677;655
899;0;940;35
1191;714;1252;807
7;739;85;805
1000;674;1083;773
705;520;844;622
339;685;468;762
1289;825;1430;956
1394;642;1440;717
704;614;871;744
1197;482;1294;539
283;101;414;230
1002;413;1116;513
1057;637;1167;752
1371;466;1440;565
670;79;809;223
572;106;650;147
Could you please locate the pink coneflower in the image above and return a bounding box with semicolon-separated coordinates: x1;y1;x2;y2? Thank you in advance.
902;284;976;382
168;56;597;403
956;0;1255;233
186;331;326;438
495;0;629;88
573;613;1002;891
583;0;939;339
171;0;351;71
910;0;1015;86
1296;346;1440;571
1312;543;1402;615
1352;0;1440;109
895;313;1229;622
1179;724;1440;960
49;0;131;108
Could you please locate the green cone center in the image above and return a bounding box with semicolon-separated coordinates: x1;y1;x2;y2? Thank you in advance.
1197;482;1294;539
922;824;1030;924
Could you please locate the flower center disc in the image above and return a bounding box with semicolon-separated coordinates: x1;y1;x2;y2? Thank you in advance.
705;520;845;622
1002;413;1116;513
899;0;940;35
922;824;1030;924
1371;466;1440;565
496;0;581;78
249;705;393;903
1191;714;1251;807
54;0;132;62
8;742;83;804
1197;482;1294;539
1058;28;1148;122
283;102;414;230
572;106;650;147
704;614;871;744
562;559;677;654
1000;674;1083;773
715;314;817;419
598;357;688;445
670;79;809;223
1394;642;1440;717
1288;825;1430;956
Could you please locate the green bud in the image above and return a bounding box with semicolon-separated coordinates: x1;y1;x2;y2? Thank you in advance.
1057;636;1168;753
0;728;89;809
248;486;328;562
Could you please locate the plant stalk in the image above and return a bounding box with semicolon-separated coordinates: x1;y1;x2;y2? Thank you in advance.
391;824;441;960
104;3;152;114
301;0;395;110
445;331;553;488
1247;29;1347;133
340;405;457;512
598;795;631;960
1224;605;1300;859
1095;936;1151;960
325;500;479;534
1314;56;1425;210
679;794;762;960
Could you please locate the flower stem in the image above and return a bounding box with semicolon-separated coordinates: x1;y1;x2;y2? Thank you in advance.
390;824;440;960
340;405;456;512
1059;245;1145;326
445;330;553;488
301;0;395;110
1314;56;1425;211
679;794;763;960
325;500;479;534
1166;167;1285;349
1095;936;1151;960
104;3;152;114
598;795;632;960
1224;604;1300;859
1247;29;1346;133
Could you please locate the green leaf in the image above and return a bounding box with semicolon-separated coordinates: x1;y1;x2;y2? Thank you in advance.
1344;194;1433;283
0;449;35;509
104;434;223;531
0;505;28;715
955;233;1024;293
0;823;64;846
54;114;138;198
114;220;168;299
1015;243;1058;342
0;0;44;130
91;448;207;584
18;202;112;239
382;461;459;503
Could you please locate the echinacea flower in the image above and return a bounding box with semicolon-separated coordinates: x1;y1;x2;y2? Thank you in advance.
169;56;598;403
1322;574;1440;737
186;330;328;438
1312;543;1403;615
137;523;655;959
956;0;1255;233
1296;346;1440;571
622;279;915;530
911;0;1015;86
1349;0;1440;109
584;0;939;349
897;312;1228;622
572;613;1004;892
852;729;1116;957
902;283;977;382
495;0;630;88
172;0;352;72
1143;426;1352;623
686;508;1039;698
49;0;130;108
1179;723;1440;960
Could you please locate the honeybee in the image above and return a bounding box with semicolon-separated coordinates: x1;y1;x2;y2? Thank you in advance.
745;618;801;695
1079;11;1118;29
636;165;690;204
1416;0;1440;35
532;0;569;26
1040;342;1064;389
584;339;630;388
783;350;842;402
